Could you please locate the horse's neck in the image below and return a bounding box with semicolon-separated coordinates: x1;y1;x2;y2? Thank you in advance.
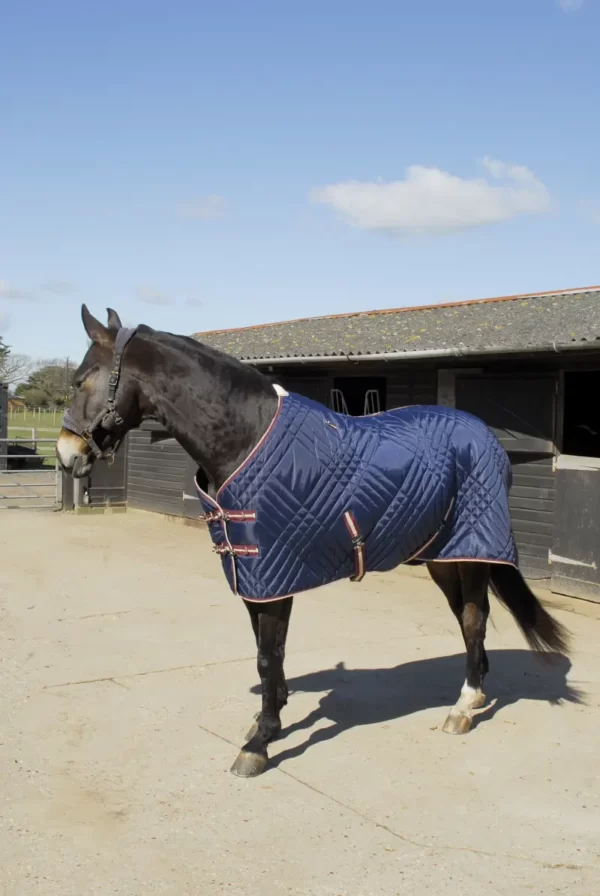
136;333;278;488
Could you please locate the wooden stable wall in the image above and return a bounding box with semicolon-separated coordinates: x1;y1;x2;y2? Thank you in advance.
127;422;189;516
453;373;557;581
275;366;438;409
387;369;438;409
85;440;128;507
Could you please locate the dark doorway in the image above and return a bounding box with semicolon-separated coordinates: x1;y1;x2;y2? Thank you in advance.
562;371;600;458
331;377;387;416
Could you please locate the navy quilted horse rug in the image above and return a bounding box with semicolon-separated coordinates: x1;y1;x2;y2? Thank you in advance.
196;390;517;602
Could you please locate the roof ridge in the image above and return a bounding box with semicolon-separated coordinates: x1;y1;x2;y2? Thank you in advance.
194;285;600;338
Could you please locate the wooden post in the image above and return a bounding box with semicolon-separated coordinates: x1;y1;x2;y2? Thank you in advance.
32;428;37;453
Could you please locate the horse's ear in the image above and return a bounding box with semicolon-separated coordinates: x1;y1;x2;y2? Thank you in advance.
81;304;113;347
106;308;123;330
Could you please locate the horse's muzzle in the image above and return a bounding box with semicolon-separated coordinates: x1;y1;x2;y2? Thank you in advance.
56;429;94;478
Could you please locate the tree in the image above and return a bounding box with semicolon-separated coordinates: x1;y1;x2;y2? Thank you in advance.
15;360;74;407
0;338;35;387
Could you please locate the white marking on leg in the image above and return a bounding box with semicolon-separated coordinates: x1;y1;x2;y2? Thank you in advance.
460;682;485;710
443;680;493;734
451;680;486;716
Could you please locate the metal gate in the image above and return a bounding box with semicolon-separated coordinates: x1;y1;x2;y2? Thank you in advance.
0;436;62;510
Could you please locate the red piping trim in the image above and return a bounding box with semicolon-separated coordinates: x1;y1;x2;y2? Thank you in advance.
239;559;519;603
194;398;282;595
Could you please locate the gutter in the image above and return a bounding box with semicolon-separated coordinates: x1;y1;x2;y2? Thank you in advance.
241;340;600;367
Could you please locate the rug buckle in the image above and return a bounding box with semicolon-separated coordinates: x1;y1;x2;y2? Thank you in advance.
343;510;366;583
202;509;256;524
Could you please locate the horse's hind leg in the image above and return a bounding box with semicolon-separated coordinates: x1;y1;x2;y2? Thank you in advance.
446;562;490;734
231;597;293;777
427;561;464;631
427;561;490;735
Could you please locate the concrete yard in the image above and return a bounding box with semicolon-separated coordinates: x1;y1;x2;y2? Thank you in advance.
1;509;599;895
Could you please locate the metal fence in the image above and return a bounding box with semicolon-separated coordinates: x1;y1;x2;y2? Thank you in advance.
0;436;61;510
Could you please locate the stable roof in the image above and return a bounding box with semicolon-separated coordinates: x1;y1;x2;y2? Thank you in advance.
194;287;600;363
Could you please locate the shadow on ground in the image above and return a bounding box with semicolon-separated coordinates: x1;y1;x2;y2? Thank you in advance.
250;650;584;769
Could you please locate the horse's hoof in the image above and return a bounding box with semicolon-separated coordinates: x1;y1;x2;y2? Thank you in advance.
442;712;473;735
230;749;268;778
244;713;261;743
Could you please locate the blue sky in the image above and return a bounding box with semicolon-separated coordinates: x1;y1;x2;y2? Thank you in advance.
1;0;598;361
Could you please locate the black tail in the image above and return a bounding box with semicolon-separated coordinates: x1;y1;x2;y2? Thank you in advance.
489;564;571;657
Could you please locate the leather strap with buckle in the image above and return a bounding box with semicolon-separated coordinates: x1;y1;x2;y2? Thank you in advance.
343;510;366;582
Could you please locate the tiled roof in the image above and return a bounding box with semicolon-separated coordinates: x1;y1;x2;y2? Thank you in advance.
194;287;600;362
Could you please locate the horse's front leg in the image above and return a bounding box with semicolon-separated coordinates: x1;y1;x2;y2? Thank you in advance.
243;596;294;742
231;597;293;778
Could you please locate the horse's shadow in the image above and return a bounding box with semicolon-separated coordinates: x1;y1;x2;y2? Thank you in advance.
251;649;584;769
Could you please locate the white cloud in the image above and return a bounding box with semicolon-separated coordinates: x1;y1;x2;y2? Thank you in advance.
0;280;35;301
310;157;552;236
558;0;584;12
136;286;177;307
178;194;226;220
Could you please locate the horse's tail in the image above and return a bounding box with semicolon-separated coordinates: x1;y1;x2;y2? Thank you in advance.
489;564;571;657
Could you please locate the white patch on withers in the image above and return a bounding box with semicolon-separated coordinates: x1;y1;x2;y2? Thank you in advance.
273;384;289;397
56;430;88;470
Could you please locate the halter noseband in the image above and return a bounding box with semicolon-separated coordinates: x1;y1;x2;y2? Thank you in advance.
62;326;138;464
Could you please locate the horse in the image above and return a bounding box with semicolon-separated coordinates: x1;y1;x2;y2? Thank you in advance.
57;306;570;777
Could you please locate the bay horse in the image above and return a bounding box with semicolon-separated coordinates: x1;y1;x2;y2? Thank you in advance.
57;307;569;777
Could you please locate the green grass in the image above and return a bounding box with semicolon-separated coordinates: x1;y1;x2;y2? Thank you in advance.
7;409;63;429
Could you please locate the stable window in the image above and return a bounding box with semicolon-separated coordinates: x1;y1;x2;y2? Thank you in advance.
331;377;387;416
562;371;600;458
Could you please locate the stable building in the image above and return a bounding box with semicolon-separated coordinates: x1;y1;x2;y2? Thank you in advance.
70;286;600;602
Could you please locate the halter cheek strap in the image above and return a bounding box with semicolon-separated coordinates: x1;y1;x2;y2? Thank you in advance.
62;327;138;462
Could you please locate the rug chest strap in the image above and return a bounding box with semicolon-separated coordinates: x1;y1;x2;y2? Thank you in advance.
343;511;366;582
202;509;256;524
213;543;259;557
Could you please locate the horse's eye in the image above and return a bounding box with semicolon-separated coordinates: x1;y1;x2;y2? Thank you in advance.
74;367;97;389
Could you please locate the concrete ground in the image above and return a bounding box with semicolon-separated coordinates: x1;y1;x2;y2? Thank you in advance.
1;510;599;895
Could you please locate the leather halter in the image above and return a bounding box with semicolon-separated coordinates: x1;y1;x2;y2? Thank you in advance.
62;327;137;464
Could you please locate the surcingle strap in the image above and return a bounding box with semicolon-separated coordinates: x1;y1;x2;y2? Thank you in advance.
213;543;259;557
202;510;256;524
343;511;366;583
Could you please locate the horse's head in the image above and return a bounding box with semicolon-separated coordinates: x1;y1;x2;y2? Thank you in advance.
57;305;143;478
